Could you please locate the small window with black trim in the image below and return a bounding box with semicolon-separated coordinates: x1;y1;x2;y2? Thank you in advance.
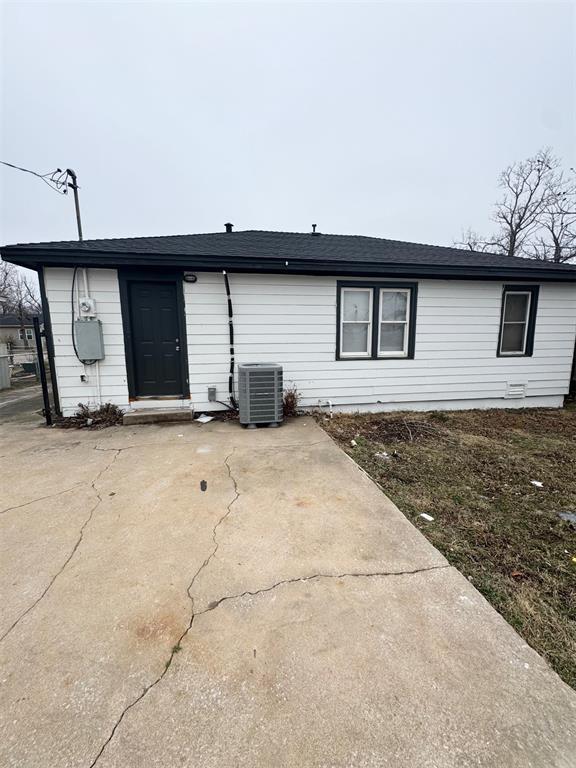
337;281;417;360
498;285;539;357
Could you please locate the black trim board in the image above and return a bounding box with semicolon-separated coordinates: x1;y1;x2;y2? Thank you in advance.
336;281;418;361
3;248;576;282
38;266;61;416
496;284;539;358
118;269;190;400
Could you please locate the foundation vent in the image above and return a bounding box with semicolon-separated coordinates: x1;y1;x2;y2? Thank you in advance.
505;382;527;399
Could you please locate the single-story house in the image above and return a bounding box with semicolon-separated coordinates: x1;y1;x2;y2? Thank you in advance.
2;226;576;418
0;313;38;346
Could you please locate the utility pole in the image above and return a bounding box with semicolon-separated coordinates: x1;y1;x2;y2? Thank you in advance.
65;168;83;241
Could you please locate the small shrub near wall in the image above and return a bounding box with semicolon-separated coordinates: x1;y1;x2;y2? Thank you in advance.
283;385;300;418
54;403;124;429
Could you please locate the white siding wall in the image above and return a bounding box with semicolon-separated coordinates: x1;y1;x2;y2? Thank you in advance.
184;273;576;412
44;268;576;416
44;267;129;415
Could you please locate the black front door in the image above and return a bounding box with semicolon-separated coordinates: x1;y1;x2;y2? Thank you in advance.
128;280;184;397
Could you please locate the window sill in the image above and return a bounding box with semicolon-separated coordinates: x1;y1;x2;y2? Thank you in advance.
336;354;414;361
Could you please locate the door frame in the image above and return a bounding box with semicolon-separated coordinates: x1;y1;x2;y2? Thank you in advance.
118;268;190;401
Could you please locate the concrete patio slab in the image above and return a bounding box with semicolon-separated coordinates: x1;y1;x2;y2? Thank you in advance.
98;569;576;768
0;416;574;768
191;441;446;612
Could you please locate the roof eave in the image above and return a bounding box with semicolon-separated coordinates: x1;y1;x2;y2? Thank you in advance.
2;247;576;282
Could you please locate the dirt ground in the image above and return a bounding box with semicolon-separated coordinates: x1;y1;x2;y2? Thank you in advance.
321;406;576;690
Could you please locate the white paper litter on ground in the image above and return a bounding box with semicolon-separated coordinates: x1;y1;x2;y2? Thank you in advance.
419;513;434;522
195;415;214;424
530;480;544;488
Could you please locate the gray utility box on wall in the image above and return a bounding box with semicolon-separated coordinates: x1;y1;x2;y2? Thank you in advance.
238;363;283;427
74;319;105;362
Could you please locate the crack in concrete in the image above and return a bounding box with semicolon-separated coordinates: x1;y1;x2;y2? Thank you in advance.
0;483;86;516
182;448;241;610
88;566;451;767
0;450;121;643
87;447;241;768
196;564;452;618
88;458;449;768
85;447;448;768
0;444;131;516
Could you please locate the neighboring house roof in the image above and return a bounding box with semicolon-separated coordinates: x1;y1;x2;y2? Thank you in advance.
3;229;576;281
0;313;39;327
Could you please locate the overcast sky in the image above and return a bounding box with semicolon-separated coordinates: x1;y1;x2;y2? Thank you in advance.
1;1;574;250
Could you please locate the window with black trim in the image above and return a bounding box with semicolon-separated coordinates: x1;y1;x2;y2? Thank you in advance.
498;285;539;357
337;282;417;360
339;287;373;358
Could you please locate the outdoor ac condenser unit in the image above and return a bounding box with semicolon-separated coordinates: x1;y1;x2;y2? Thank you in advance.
238;363;283;428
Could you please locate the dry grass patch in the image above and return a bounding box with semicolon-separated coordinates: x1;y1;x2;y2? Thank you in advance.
320;407;576;689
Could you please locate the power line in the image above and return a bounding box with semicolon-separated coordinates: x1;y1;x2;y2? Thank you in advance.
0;160;54;178
1;160;84;239
0;160;70;194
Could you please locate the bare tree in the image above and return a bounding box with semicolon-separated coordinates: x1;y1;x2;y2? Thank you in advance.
0;258;41;347
493;148;558;257
11;271;41;315
528;169;576;262
0;260;17;315
457;149;576;263
458;228;493;253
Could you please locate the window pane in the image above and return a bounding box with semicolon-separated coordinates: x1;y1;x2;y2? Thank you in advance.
342;323;369;354
379;323;405;352
504;293;529;323
342;290;370;322
381;291;407;322
501;323;526;353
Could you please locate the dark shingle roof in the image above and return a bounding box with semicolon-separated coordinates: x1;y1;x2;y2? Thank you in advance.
0;313;38;327
3;229;576;280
